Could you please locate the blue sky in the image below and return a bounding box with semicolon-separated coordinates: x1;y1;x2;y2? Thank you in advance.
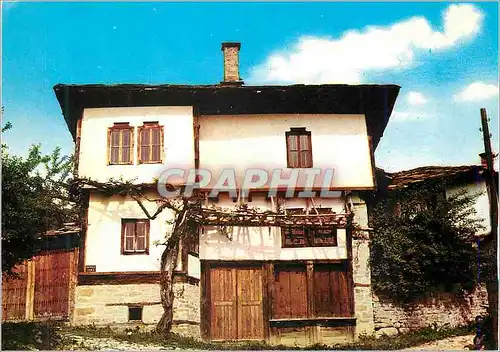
2;1;498;172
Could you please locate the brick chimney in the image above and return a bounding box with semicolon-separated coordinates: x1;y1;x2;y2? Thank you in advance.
221;42;244;85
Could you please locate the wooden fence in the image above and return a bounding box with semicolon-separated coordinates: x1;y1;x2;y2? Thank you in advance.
2;249;78;322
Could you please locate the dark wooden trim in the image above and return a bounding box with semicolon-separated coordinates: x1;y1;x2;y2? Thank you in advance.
306;261;314;318
106;301;161;307
78;191;90;272
77;271;200;285
193;108;200;170
200;261;211;340
281;226;338;248
202;259;347;265
346;224;355;316
368;135;377;189
354;283;371;287
121;219;150;255
181;238;189;273
269;317;357;328
172;320;200;326
263;262;272;342
198;186;376;195
137;123;164;164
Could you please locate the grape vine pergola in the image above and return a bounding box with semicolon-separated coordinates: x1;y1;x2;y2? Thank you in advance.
72;178;354;333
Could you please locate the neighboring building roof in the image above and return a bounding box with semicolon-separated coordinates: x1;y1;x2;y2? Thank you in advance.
385;165;485;190
44;222;80;237
53;83;400;149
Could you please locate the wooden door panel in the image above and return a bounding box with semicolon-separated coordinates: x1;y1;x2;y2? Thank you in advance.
237;268;264;340
34;250;73;319
209;265;265;341
210;267;237;340
2;263;28;321
273;265;307;318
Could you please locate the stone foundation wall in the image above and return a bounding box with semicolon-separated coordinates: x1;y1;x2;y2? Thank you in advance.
351;195;375;338
73;282;200;337
373;286;488;336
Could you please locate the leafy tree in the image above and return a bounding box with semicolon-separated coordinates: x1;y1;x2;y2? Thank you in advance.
2;123;76;274
369;182;484;302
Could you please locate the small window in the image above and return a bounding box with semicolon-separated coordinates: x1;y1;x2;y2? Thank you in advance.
281;226;337;248
138;122;163;164
121;219;150;255
286;128;312;168
128;306;143;321
108;123;134;165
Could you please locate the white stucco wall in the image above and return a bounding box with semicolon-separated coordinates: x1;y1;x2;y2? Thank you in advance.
446;180;491;236
199;193;348;261
86;191;181;272
78;106;195;184
198;114;374;189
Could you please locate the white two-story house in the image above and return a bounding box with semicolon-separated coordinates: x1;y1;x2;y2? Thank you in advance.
54;42;400;345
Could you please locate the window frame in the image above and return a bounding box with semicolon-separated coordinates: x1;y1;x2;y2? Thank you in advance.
137;122;164;164
107;123;134;165
121;219;150;255
281;226;338;248
285;127;313;168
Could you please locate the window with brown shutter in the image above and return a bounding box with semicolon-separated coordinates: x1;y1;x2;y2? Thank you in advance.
313;263;352;317
138;122;163;164
281;226;337;248
272;264;308;319
121;219;149;254
108;123;134;165
286;128;312;168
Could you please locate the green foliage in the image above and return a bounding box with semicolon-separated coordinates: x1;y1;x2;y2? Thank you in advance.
2;123;76;274
370;182;484;302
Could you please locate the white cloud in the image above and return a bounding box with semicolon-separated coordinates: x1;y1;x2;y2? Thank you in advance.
249;4;483;84
454;82;499;102
391;110;431;122
407;91;428;105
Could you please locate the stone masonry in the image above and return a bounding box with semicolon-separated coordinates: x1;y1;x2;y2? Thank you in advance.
72;282;200;337
373;286;488;336
351;194;375;338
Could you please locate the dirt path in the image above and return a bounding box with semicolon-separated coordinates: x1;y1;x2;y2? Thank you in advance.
403;334;475;350
62;334;175;350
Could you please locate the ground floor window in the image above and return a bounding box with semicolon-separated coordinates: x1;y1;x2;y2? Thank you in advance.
272;262;352;319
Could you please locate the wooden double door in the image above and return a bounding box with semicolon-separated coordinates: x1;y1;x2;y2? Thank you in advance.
209;265;264;341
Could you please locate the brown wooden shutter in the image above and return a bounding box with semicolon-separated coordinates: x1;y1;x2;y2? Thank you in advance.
139;128;151;163
135;221;147;252
110;130;121;164
121;129;131;163
123;222;135;252
313;263;352;317
299;134;312;167
287;135;299;168
272;264;307;318
151;128;161;162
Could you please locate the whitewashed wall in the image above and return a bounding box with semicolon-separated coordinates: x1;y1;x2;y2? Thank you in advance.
200;193;348;261
78;106;195;184
199;114;374;189
446;180;491;236
86;191;183;272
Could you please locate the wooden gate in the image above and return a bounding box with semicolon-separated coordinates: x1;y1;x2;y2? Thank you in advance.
33;250;74;319
209;265;264;341
2;249;77;322
2;263;30;321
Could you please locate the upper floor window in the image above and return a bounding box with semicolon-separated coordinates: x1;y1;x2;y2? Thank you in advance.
108;123;133;165
121;219;149;255
138;122;163;164
281;226;337;248
286;128;312;168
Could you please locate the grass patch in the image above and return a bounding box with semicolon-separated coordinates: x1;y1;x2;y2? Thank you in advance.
2;322;475;350
1;322;85;351
62;323;476;350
